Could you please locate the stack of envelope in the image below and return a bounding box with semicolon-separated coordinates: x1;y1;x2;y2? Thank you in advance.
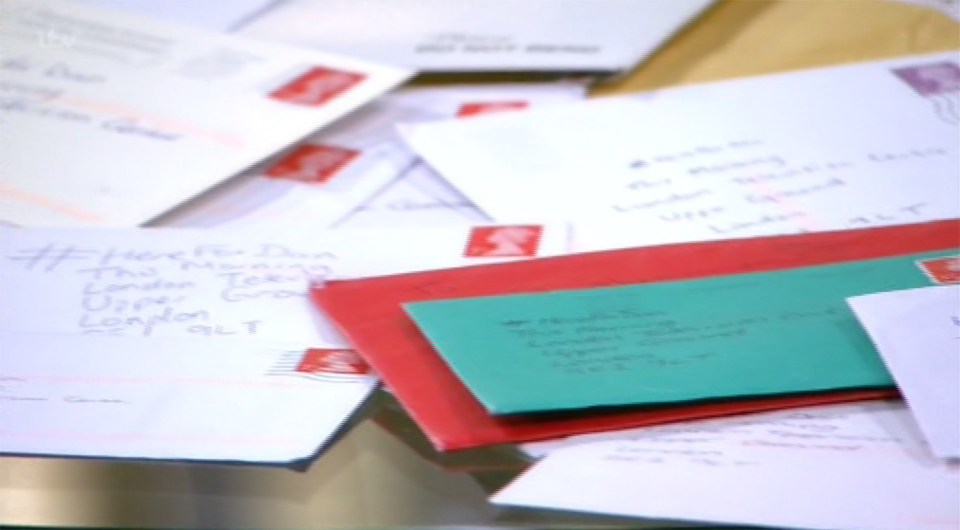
1;1;958;529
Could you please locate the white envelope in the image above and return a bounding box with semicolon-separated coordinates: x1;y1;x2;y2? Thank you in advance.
848;284;960;460
158;82;587;229
500;401;960;530
237;0;715;72
0;225;568;347
0;332;376;464
0;0;410;227
400;51;960;252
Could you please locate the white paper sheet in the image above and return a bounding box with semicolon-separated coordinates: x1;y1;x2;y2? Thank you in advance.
159;81;587;229
400;51;960;252
237;0;714;72
848;284;960;459
500;401;960;530
0;225;568;346
0;0;410;227
0;332;377;464
65;0;282;31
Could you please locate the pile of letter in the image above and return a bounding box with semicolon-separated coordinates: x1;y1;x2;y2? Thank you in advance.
1;1;957;529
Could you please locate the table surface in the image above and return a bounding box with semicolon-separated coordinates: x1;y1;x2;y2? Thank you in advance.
2;1;957;528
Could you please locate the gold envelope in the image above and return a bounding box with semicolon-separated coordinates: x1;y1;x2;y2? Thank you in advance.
597;0;960;95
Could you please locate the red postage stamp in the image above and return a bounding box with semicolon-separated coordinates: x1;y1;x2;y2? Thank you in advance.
270;67;365;106
265;144;359;183
464;225;543;257
916;255;960;284
296;348;372;377
457;101;529;118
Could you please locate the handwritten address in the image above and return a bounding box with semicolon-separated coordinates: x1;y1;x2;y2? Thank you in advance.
2;239;338;339
597;403;909;468
617;137;954;236
498;306;842;376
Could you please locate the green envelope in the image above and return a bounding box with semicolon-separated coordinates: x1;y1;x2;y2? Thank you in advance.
404;250;958;415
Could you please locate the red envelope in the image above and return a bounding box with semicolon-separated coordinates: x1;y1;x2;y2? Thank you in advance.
313;220;959;451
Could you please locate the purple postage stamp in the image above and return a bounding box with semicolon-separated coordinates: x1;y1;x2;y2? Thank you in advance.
892;62;960;96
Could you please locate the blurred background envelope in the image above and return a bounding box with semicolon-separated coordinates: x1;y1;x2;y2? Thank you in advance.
237;0;716;73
